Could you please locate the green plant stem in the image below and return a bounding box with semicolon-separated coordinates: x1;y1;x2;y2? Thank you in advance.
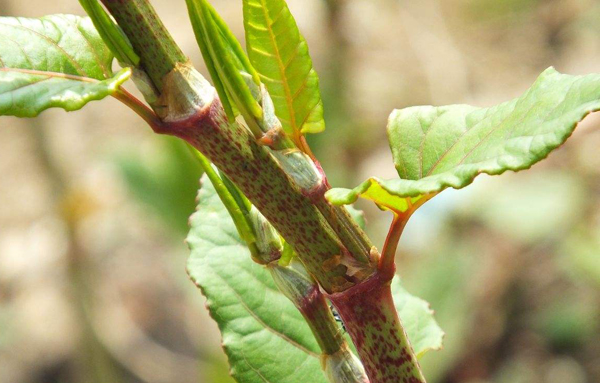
101;0;187;92
190;149;261;258
269;262;368;383
313;195;374;266
102;0;376;292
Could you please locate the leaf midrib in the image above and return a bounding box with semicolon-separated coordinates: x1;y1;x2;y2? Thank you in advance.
208;261;320;358
254;0;299;141
423;81;576;177
0;67;100;84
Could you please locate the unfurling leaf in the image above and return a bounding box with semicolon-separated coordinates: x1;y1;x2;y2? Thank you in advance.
78;0;140;66
243;0;325;143
187;177;443;382
0;15;131;117
327;68;600;212
186;0;263;129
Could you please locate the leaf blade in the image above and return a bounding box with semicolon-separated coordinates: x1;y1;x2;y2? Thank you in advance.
0;14;130;117
243;0;325;141
327;68;600;210
391;278;444;359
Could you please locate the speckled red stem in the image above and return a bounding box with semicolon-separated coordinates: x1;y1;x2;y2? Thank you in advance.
328;269;425;383
165;99;374;292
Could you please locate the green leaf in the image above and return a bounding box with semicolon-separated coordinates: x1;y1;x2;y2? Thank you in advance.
0;14;131;117
187;177;443;382
243;0;325;141
327;68;600;212
391;278;444;359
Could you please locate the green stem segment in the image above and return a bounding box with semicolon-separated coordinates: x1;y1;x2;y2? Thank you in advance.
101;0;187;92
176;94;362;292
328;270;425;383
102;0;377;292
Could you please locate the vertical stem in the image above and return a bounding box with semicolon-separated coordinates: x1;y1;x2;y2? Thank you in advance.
197;151;368;383
313;195;374;266
96;1;425;379
170;96;372;292
328;271;425;383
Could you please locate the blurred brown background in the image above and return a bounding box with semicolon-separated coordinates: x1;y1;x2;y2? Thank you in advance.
1;0;600;382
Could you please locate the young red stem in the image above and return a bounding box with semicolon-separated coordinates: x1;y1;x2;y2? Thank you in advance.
327;271;425;383
379;195;434;275
379;214;408;275
113;89;164;132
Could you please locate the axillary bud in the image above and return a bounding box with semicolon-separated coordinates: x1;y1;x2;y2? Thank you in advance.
270;148;324;195
322;346;369;383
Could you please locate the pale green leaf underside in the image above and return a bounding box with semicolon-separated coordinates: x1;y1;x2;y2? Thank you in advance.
243;0;325;138
187;178;442;382
327;68;600;211
0;14;129;117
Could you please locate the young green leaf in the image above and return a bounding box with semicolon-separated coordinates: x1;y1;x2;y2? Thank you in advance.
187;177;443;382
0;15;131;117
327;68;600;212
243;0;325;143
186;0;263;133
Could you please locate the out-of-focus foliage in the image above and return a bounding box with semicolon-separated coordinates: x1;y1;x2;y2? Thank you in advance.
116;137;203;235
